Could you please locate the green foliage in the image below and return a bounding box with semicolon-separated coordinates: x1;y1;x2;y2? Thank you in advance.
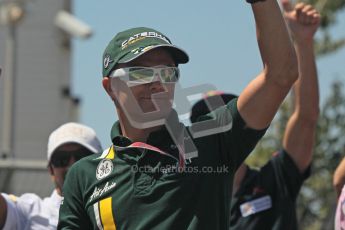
315;34;345;56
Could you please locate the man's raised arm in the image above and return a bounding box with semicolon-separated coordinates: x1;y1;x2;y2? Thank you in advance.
281;0;320;173
237;0;298;130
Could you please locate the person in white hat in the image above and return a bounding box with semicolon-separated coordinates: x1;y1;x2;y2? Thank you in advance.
0;122;102;230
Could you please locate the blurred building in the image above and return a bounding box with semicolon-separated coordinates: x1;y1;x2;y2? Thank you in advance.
0;0;80;196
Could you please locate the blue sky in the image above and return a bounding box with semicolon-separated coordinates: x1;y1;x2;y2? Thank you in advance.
72;0;345;148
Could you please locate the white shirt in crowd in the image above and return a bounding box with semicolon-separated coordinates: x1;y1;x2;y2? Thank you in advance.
2;190;61;230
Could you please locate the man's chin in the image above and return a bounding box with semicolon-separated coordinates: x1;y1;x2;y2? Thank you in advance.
126;107;173;129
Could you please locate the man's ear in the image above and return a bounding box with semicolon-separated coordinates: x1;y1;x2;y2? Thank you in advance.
102;77;112;96
102;77;120;106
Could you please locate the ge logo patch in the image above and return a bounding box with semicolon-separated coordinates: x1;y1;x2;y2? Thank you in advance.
103;54;113;69
96;159;114;180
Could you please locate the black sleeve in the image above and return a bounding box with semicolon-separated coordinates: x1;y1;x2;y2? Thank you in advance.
226;99;268;169
268;150;311;200
191;98;268;170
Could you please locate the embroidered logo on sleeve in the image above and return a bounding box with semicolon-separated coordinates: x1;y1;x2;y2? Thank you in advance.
240;195;272;217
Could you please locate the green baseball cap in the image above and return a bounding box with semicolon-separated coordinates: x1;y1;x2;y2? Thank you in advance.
102;27;189;77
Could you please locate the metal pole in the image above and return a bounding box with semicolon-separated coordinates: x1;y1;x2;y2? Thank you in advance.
0;159;47;171
1;18;17;159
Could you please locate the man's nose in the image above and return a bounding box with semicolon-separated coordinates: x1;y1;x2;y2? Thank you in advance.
149;75;165;93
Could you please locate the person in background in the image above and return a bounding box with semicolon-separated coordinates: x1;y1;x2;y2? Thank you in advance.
334;156;345;229
190;1;320;229
334;157;345;198
0;122;102;230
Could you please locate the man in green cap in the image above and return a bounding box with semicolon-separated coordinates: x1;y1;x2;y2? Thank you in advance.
58;0;298;229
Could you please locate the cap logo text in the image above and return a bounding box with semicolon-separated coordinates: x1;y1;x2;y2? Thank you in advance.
122;31;171;49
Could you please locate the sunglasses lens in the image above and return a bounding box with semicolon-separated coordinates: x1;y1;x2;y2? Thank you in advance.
112;66;180;86
160;67;179;83
129;68;154;83
50;148;93;167
51;153;71;168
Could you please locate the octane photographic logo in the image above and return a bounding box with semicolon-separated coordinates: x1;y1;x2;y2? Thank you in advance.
117;80;233;162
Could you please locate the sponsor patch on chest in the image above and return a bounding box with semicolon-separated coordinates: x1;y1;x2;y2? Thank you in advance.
240;195;272;217
89;181;117;202
96;159;114;180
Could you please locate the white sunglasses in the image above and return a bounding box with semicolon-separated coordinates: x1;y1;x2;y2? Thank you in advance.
110;66;180;86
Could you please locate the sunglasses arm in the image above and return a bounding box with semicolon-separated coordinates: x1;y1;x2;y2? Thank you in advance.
111;68;127;78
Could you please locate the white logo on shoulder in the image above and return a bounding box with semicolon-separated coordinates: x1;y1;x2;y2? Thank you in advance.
89;181;117;202
96;159;114;180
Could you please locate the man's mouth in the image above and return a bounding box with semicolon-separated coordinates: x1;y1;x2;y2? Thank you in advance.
140;96;168;100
